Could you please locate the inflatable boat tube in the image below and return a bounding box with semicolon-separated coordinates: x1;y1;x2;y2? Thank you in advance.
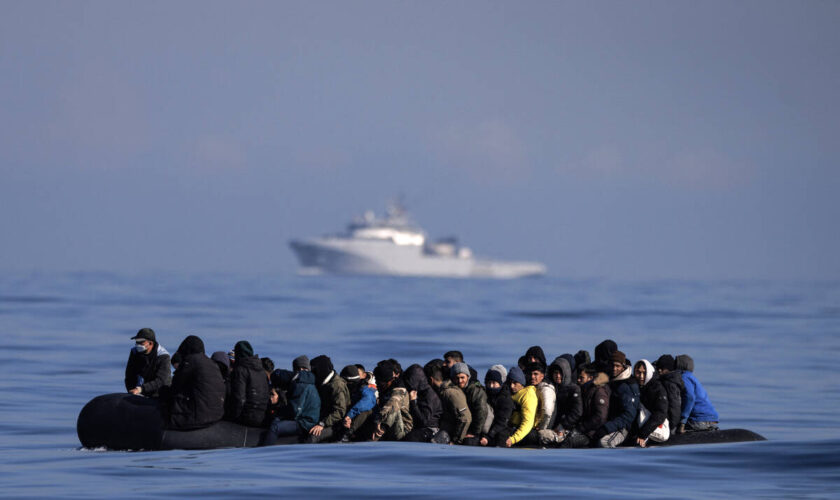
77;393;268;450
78;393;766;451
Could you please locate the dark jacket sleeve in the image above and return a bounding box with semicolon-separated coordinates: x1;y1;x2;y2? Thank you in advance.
578;385;610;436
228;366;247;421
142;354;171;396
409;389;442;429
664;380;682;430
486;393;515;440
322;383;350;427
555;385;583;431
467;385;489;436
604;382;640;434
638;382;669;439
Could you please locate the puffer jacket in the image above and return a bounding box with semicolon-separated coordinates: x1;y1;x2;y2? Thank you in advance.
576;372;611;437
635;359;669;440
658;369;684;430
549;357;582;431
484;385;515;443
508;384;538;445
601;366;640;435
280;370;321;432
168;336;226;430
227;354;270;427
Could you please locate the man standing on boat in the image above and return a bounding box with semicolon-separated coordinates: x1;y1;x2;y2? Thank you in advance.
124;328;171;398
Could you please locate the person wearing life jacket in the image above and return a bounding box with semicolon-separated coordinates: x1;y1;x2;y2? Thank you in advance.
451;362;489;445
306;355;351;443
167;335;225;430
478;365;514;447
539;356;582;446
675;354;719;433
526;362;556;431
225;340;270;428
594;351;640;448
654;354;684;431
502;366;539;447
402;363;442;443
263;368;321;445
124;328;171;398
424;360;471;445
633;359;669;447
560;364;610;448
338;364;377;442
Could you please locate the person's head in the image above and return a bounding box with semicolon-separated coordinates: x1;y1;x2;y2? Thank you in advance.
423;359;445;388
442;350;464;369
611;351;628;378
674;354;694;373
484;364;507;393
171;351;182;370
507;366;527;393
176;335;205;357
355;364;368;380
517;355;528;371
577;365;594;385
548;357;573;388
261;357;275;377
341;364;363;391
634;359;655;386
594;339;618;372
526;362;545;386
654;354;675;375
387;359;402;377
233;340;254;360
211;351;230;377
131;328;156;355
310;355;334;385
293;355;310;372
525;345;546;367
450;362;470;389
373;361;395;391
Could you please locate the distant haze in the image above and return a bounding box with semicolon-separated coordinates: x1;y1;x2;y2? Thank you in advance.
1;1;838;280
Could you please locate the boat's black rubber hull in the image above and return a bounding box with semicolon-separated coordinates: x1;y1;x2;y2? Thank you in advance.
78;393;766;451
77;393;266;451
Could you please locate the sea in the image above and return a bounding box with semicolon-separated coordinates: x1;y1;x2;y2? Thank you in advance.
1;272;838;498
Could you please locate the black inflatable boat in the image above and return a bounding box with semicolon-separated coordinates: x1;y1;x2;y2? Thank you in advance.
77;393;766;451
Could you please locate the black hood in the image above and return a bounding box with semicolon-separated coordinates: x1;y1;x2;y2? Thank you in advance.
403;364;431;392
310;355;334;385
177;335;205;357
525;345;547;367
549;356;573;387
594;339;618;371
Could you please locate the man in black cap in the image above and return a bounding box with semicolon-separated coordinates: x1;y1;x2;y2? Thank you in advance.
124;328;171;398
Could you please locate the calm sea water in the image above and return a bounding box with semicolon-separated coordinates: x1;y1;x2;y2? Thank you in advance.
1;272;839;498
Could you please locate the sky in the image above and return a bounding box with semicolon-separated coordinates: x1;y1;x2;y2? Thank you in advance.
1;1;838;280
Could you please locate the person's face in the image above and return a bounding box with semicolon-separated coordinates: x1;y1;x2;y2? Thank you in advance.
634;364;646;385
657;367;669;376
487;380;501;390
527;356;539;364
528;370;544;386
612;362;624;378
135;339;152;354
552;370;563;385
443;357;455;370
578;371;592;385
510;381;524;393
357;367;367;379
455;373;469;389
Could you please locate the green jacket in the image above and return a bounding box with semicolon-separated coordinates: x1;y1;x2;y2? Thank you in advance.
317;371;351;427
437;380;472;443
463;380;489;436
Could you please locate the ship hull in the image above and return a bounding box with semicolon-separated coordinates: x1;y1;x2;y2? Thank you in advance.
289;238;545;278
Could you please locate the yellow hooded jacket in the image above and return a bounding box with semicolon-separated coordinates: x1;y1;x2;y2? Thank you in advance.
508;385;538;444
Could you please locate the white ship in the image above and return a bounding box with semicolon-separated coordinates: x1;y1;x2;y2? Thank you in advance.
289;201;546;278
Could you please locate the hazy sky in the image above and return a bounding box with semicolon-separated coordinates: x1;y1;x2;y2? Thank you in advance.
1;1;838;279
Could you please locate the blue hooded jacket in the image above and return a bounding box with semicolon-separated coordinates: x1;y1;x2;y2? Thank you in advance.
282;370;321;432
680;370;719;424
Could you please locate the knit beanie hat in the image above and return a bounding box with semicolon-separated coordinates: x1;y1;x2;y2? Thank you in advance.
485;364;507;385
234;340;254;359
507;366;526;386
293;355;310;371
340;364;361;380
654;354;675;371
450;362;470;380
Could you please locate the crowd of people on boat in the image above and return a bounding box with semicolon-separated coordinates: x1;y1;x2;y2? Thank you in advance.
125;328;720;448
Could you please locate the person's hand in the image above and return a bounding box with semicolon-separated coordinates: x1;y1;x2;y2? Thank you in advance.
465;434;475;439
309;424;324;436
129;387;142;395
479;437;489;446
636;437;647;448
343;416;352;429
409;390;417;401
505;438;513;448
